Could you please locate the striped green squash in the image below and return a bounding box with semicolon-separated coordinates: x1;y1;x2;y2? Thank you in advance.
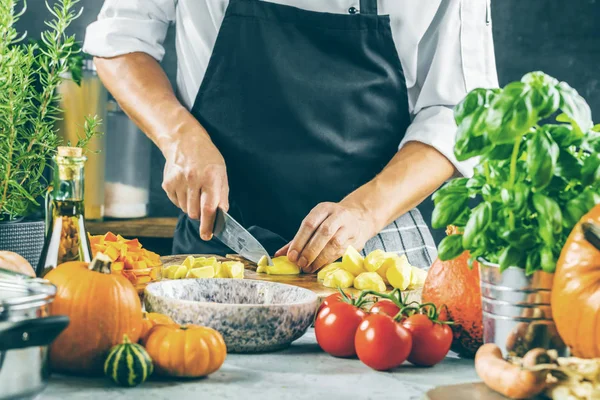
104;334;153;387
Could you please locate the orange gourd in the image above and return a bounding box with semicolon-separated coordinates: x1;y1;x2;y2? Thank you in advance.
0;251;35;277
422;226;483;357
552;205;600;358
140;312;175;343
144;324;227;378
45;253;143;375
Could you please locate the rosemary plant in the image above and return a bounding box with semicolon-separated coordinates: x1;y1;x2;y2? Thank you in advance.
0;0;94;221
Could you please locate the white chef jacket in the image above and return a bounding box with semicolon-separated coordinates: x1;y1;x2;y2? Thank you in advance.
83;0;499;177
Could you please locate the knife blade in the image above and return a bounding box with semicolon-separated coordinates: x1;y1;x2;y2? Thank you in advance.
212;208;273;266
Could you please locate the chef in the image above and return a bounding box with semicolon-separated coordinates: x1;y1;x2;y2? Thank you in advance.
84;0;498;273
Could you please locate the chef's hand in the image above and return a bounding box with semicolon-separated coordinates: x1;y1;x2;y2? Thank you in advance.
275;202;375;273
162;131;229;241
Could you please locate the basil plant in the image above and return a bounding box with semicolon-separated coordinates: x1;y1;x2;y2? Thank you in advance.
433;71;600;274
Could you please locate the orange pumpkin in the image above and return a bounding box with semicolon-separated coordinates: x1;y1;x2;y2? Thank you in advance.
0;251;35;277
422;227;483;357
144;324;227;378
552;205;600;358
140;312;175;343
45;253;143;375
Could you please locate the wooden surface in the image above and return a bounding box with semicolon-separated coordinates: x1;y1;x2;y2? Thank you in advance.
87;217;178;238
161;254;422;303
426;383;519;400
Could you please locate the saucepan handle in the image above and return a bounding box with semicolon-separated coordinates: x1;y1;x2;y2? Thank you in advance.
582;222;600;251
0;315;69;351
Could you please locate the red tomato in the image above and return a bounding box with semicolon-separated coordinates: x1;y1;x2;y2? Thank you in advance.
369;299;401;317
354;314;412;371
318;292;346;314
401;314;452;367
315;302;366;357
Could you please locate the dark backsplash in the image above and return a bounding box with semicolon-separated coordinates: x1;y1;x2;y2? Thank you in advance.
17;1;600;244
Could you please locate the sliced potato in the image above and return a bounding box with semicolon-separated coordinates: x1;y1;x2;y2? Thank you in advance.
257;255;269;267
163;264;180;279
182;256;196;270
193;257;218;268
317;262;342;281
408;266;427;289
221;261;245;279
173;265;189;280
258;256;300;275
213;262;224;278
341;246;365;276
364;249;389;272
354;272;387;292
187;265;215;279
386;255;412;290
323;269;354;289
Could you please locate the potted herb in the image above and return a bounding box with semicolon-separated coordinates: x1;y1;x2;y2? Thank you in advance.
0;0;92;266
432;71;600;357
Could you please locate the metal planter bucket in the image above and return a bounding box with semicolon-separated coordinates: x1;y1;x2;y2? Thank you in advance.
479;260;567;358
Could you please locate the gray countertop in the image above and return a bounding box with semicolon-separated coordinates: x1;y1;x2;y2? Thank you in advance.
39;329;479;400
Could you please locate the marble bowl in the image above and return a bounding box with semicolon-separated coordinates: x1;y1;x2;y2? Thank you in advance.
144;279;318;353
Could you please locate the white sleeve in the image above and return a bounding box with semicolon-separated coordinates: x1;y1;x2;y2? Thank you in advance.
399;0;499;177
82;0;177;62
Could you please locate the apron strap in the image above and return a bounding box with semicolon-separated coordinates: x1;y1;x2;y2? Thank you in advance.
359;0;378;15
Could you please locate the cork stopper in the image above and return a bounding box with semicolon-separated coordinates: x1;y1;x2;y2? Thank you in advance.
57;146;83;157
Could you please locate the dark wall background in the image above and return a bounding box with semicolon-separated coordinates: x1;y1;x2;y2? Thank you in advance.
17;0;600;244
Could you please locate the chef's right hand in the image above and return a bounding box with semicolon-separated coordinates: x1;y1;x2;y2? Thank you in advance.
161;131;229;241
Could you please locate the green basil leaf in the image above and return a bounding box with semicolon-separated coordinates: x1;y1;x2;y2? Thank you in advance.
546;124;582;147
454;88;500;126
540;246;556;273
564;195;591;228
526;248;541;275
462;202;492;249
555;149;582;180
466;174;486;191
438;234;465;261
501;228;537;250
521;71;559;88
582;153;600;186
431;195;468;229
454;208;471;227
487;144;515;160
486;82;539;144
532;193;562;246
454;121;492;161
527;130;559;190
432;178;469;204
499;245;523;272
557;81;593;133
521;72;561;118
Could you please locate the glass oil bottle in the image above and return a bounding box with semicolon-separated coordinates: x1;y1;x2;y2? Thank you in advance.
36;147;92;277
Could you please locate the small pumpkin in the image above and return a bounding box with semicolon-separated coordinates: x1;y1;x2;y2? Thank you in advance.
144;324;227;378
0;251;35;277
552;205;600;358
46;253;143;375
422;226;483;358
140;312;175;343
104;334;153;387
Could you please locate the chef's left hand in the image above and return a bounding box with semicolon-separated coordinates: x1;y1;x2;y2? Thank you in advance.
275;202;375;273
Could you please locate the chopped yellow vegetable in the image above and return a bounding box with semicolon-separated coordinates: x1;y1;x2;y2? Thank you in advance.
386;255;412;290
221;261;245;279
317;262;342;281
257;256;300;275
187;266;215;279
213;262;224;278
364;249;389;272
257;255;269;267
192;257;218;268
182;256;196;270
163;265;180;279
323;269;355;289
408;266;427;289
341;246;365;276
354;272;387;292
173;265;189;280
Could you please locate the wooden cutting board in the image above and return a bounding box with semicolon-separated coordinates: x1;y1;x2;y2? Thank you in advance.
425;383;546;400
161;254;422;303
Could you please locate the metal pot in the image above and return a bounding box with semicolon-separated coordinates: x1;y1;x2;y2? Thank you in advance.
0;271;69;400
479;259;567;358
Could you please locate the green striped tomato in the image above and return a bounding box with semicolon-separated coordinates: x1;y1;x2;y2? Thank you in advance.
104;335;153;387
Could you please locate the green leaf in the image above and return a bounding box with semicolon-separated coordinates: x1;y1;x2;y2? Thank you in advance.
487;144;515;160
521;71;560;118
454;118;492;161
438;234;465;261
501;228;537;250
454;88;500;126
486;82;539;144
500;183;530;213
432;178;469;204
564;195;592;227
499;245;523;272
582;153;600;186
555;149;582;180
540;246;556;273
546;124;582;147
432;194;468;229
532;193;562;246
462;202;492;249
557;81;593;133
527;129;559;190
526;248;541;275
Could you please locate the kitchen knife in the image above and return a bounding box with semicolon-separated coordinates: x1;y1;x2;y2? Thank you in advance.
212;208;274;266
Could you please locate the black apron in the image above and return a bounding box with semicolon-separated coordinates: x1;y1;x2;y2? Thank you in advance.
173;0;436;267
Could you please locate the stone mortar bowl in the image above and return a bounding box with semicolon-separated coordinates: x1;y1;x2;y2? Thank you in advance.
144;279;318;353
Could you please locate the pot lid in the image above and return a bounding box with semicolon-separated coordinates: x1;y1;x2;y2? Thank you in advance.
0;277;56;320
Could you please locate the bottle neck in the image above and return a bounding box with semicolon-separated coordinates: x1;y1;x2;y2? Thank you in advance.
53;155;86;202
